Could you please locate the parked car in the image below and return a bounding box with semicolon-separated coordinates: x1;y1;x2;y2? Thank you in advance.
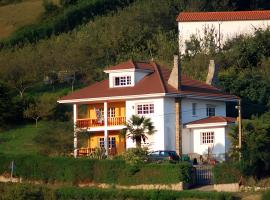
148;150;180;163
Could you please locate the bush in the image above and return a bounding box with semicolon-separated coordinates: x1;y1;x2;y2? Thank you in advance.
0;154;191;185
0;183;236;200
213;162;243;184
120;147;148;164
262;189;270;200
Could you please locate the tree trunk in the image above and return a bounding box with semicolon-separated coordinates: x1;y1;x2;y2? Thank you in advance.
35;118;38;128
135;137;141;148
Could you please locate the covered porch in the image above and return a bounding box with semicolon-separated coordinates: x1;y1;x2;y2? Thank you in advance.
73;101;126;157
77;130;126;157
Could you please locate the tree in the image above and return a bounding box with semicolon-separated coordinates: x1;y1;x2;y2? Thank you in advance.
122;115;155;148
24;94;56;127
34;121;73;156
228;114;270;179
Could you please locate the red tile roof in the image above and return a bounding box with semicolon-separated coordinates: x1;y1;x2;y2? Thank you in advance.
105;60;154;71
177;10;270;22
186;116;236;125
59;60;239;102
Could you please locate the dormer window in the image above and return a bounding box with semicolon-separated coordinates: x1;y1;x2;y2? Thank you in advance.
114;76;131;87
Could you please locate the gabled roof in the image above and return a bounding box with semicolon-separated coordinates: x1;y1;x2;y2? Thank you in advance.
59;60;239;103
185;116;236;128
105;60;154;71
186;116;236;125
177;10;270;22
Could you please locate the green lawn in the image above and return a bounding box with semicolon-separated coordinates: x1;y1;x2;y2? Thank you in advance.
0;122;47;155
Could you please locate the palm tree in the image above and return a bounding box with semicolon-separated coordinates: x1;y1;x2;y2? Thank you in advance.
122;115;155;148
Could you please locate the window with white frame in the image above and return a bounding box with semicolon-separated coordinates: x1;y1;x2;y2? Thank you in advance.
201;132;214;144
109;137;116;148
192;103;197;116
108;107;115;118
137;103;154;115
206;105;215;116
114;76;131;86
99;138;105;148
95;107;115;118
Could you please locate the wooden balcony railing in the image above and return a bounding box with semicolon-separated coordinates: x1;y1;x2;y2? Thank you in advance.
77;147;117;157
76;117;126;128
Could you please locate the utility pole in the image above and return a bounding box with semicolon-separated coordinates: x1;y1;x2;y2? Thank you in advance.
235;99;242;160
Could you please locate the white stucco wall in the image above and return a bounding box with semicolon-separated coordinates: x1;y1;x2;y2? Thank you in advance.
181;98;226;124
178;19;270;54
164;97;176;150
191;126;226;161
125;97;165;151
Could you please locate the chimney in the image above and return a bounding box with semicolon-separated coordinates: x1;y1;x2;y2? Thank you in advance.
206;60;218;86
168;55;181;90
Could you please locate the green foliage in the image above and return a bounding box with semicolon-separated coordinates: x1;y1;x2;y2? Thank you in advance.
55;187;235;200
228;114;270;179
0;0;21;6
0;0;135;48
119;147;148;165
0;82;23;129
213;162;242;184
0;154;190;185
33;121;73;156
0;183;236;200
262;189;270;200
122;115;155;147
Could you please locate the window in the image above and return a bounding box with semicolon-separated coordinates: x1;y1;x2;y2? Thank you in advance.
108;107;115;118
99;138;105;148
192;103;197;116
95;107;115;118
137;103;154;115
99;137;116;148
206;105;215;116
109;137;116;148
201;132;214;144
114;76;131;86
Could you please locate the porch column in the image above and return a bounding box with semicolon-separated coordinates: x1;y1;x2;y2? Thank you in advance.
73;104;78;158
104;101;108;155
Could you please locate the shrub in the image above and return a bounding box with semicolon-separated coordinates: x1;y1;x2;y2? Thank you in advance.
262;189;270;200
0;183;236;200
120;147;148;164
213;162;243;184
0;154;190;185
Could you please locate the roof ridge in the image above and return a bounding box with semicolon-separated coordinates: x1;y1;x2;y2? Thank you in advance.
150;61;167;93
177;10;270;22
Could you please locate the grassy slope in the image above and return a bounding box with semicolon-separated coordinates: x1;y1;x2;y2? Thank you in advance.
0;0;43;39
0;122;48;155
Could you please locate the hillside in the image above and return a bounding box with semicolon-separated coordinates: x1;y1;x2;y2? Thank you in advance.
0;0;44;39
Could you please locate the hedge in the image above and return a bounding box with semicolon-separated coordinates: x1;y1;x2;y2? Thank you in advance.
0;0;135;48
0;183;236;200
0;154;191;185
262;189;270;200
213;162;243;184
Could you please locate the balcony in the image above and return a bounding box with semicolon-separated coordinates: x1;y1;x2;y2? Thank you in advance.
76;116;126;128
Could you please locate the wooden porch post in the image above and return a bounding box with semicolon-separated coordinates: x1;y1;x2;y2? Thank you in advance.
73;104;78;158
104;101;108;156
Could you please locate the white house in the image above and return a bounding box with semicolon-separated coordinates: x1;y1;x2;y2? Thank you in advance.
177;10;270;55
58;57;239;161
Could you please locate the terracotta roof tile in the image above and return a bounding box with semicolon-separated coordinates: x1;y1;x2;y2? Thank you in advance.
106;60;154;71
186;116;236;125
177;10;270;22
59;60;239;102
